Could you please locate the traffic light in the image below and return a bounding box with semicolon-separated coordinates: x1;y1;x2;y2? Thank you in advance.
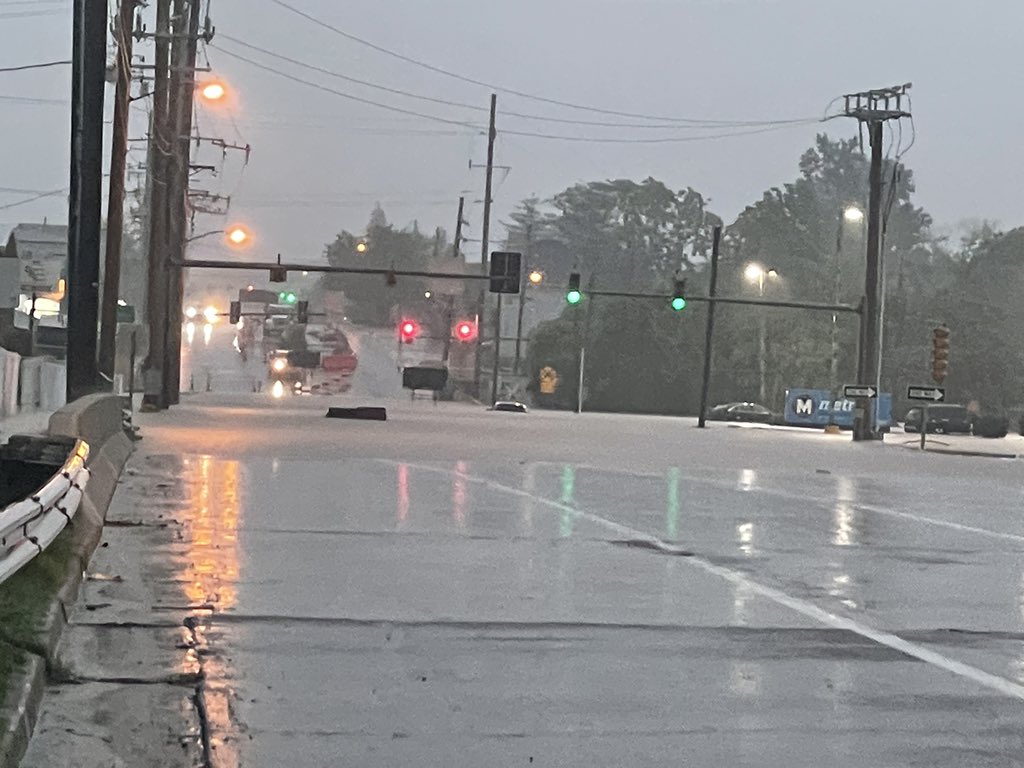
296;300;309;324
278;291;297;305
566;272;582;305
399;319;419;344
228;301;241;324
454;319;476;342
269;267;286;283
931;324;950;383
670;278;687;311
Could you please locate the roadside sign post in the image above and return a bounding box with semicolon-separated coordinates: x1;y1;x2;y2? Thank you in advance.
907;386;945;450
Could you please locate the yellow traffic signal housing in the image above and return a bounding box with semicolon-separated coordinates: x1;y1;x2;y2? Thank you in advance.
931;325;950;383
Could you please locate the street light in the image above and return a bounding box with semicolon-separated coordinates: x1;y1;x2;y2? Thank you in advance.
355;241;368;254
528;269;544;285
843;205;864;223
198;81;227;102
744;263;779;404
743;263;778;296
226;225;250;246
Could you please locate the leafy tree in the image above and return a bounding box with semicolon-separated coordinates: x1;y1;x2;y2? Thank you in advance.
322;205;445;326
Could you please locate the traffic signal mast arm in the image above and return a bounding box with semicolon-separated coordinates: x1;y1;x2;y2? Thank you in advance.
572;286;861;315
180;257;503;284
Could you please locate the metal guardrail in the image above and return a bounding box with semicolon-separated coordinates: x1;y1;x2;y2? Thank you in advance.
0;440;91;585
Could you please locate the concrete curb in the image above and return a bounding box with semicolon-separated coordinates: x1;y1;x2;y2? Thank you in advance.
895;442;1020;460
0;654;44;767
0;423;132;768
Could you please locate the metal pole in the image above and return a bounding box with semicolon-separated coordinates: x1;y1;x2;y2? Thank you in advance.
490;294;502;404
99;0;137;381
452;196;465;259
830;209;844;395
66;0;106;402
472;94;497;400
514;286;527;375
28;293;36;357
920;403;928;450
757;276;767;403
128;330;137;403
576;346;585;415
441;295;453;367
853;121;884;441
697;226;722;428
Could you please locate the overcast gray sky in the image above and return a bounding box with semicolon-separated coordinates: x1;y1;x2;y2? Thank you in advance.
4;0;1023;261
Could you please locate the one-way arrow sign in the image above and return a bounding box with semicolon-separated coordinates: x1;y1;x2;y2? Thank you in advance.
907;386;945;402
843;384;877;399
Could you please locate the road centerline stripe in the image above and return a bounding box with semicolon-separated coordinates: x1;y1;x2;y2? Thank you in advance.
390;459;1024;702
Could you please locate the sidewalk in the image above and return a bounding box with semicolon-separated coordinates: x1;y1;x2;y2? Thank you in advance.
889;430;1024;459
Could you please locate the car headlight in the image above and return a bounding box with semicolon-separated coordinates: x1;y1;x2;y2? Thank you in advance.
272;358;287;372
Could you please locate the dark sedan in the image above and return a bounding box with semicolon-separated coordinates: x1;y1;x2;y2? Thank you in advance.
708;402;775;424
903;405;972;434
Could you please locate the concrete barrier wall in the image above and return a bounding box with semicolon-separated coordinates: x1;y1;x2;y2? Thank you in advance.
48;393;125;449
0;349;19;417
18;357;45;410
38;362;66;412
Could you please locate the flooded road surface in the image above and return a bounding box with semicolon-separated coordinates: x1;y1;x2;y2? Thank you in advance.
24;393;1024;766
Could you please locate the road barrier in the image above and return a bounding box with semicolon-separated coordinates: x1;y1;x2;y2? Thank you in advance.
0;440;90;584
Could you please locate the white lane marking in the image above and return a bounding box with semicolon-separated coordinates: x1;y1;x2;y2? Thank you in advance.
527;460;1024;548
395;460;1024;702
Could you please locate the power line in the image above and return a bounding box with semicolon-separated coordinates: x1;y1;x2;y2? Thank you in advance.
211;45;820;145
208;46;483;130
0;8;64;19
0;93;67;104
264;0;818;127
0;187;67;210
0;59;71;73
217;35;812;131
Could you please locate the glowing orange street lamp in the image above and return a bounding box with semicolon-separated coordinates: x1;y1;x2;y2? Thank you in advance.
225;225;251;246
198;81;227;102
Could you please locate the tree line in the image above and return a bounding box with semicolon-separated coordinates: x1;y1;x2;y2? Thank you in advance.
323;134;1023;417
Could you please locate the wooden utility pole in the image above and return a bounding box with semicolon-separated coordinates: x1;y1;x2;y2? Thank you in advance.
66;0;106;402
473;94;497;401
842;84;911;440
452;195;465;259
163;0;202;405
99;0;138;381
140;0;171;411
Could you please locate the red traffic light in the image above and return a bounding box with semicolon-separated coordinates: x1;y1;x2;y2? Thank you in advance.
454;320;476;342
399;319;420;343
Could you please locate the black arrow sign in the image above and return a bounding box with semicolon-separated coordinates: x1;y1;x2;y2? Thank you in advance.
844;385;877;399
907;386;945;402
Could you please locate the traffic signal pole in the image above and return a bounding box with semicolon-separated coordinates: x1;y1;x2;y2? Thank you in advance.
473;94;497;402
697;226;721;429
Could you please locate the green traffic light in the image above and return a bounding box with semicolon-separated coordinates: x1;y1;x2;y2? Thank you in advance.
566;289;582;305
286;292;297;304
671;296;686;311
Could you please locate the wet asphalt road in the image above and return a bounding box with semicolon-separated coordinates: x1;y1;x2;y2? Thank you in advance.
25;324;1024;766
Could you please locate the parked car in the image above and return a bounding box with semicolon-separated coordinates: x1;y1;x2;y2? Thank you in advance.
490;401;528;413
903;404;972;434
707;402;775;424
